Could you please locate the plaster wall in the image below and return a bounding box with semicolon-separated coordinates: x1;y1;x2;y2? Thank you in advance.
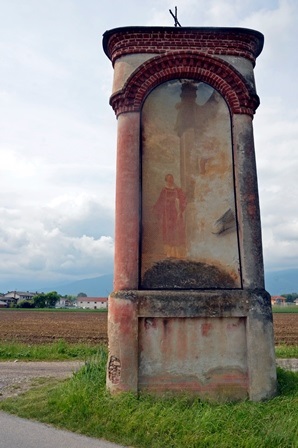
217;55;256;90
103;26;277;401
112;53;256;96
139;316;248;400
107;290;277;401
112;54;158;93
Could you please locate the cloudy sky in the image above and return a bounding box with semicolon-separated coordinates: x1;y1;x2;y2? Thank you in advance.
0;0;297;291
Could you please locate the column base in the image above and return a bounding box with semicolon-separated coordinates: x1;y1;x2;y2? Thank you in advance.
107;289;277;402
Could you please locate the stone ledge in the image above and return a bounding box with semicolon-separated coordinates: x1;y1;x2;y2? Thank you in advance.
110;289;272;318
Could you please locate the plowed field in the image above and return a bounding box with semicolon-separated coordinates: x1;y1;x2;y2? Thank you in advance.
0;310;297;346
0;310;107;344
273;313;297;345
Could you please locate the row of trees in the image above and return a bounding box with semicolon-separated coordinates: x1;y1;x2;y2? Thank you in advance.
15;292;80;309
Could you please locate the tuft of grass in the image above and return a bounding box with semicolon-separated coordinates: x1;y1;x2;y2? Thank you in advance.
275;345;298;359
0;340;99;361
1;347;298;448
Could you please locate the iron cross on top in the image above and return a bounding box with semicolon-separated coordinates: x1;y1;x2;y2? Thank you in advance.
169;6;182;27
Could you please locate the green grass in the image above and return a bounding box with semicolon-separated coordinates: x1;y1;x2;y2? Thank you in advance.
272;306;298;313
0;340;99;361
275;345;298;359
1;308;107;312
1;347;298;448
0;340;296;362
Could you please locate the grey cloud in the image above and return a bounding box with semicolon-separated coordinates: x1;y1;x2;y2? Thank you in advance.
0;228;29;254
42;198;114;239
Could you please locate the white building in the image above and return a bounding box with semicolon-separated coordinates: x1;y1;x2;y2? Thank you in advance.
76;297;108;310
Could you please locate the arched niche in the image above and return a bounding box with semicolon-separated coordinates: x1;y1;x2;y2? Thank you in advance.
140;79;242;289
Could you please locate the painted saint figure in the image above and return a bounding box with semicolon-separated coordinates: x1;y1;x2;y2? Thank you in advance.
153;174;187;258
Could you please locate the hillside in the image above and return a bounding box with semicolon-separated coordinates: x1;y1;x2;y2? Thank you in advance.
43;274;113;297
265;269;298;296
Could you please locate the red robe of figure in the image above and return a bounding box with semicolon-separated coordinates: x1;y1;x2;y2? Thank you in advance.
153;174;187;258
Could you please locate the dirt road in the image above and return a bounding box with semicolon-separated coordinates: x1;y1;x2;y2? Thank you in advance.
0;361;83;400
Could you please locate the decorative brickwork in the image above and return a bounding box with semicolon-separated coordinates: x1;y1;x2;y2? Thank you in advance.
103;26;263;66
110;52;259;117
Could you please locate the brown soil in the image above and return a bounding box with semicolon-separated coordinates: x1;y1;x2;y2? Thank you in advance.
273;313;298;346
0;310;107;344
0;309;297;346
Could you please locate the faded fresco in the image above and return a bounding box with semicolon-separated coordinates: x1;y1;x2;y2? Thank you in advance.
141;79;241;289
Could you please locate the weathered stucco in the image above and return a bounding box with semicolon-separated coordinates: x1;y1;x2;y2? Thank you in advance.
114;112;140;291
103;26;277;401
112;53;158;93
106;290;276;401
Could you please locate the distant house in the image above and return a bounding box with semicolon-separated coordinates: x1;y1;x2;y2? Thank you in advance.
56;298;73;308
0;300;7;308
294;299;298;306
271;295;287;306
76;297;108;310
2;291;37;306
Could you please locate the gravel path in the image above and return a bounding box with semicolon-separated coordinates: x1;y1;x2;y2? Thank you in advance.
0;359;297;401
0;361;83;400
276;358;298;372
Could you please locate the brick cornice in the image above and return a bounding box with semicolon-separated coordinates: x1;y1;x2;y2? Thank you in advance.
110;52;260;117
103;26;264;66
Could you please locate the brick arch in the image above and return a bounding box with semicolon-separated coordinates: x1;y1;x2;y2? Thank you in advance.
110;52;259;117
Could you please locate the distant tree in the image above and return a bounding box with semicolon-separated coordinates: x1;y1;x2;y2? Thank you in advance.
16;300;34;308
45;291;61;308
66;295;77;304
33;293;46;308
33;291;60;308
77;292;87;297
281;293;298;303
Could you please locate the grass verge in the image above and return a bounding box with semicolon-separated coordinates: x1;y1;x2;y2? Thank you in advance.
0;340;99;361
1;347;297;448
272;306;298;313
275;345;298;359
1;340;296;362
1;308;107;312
